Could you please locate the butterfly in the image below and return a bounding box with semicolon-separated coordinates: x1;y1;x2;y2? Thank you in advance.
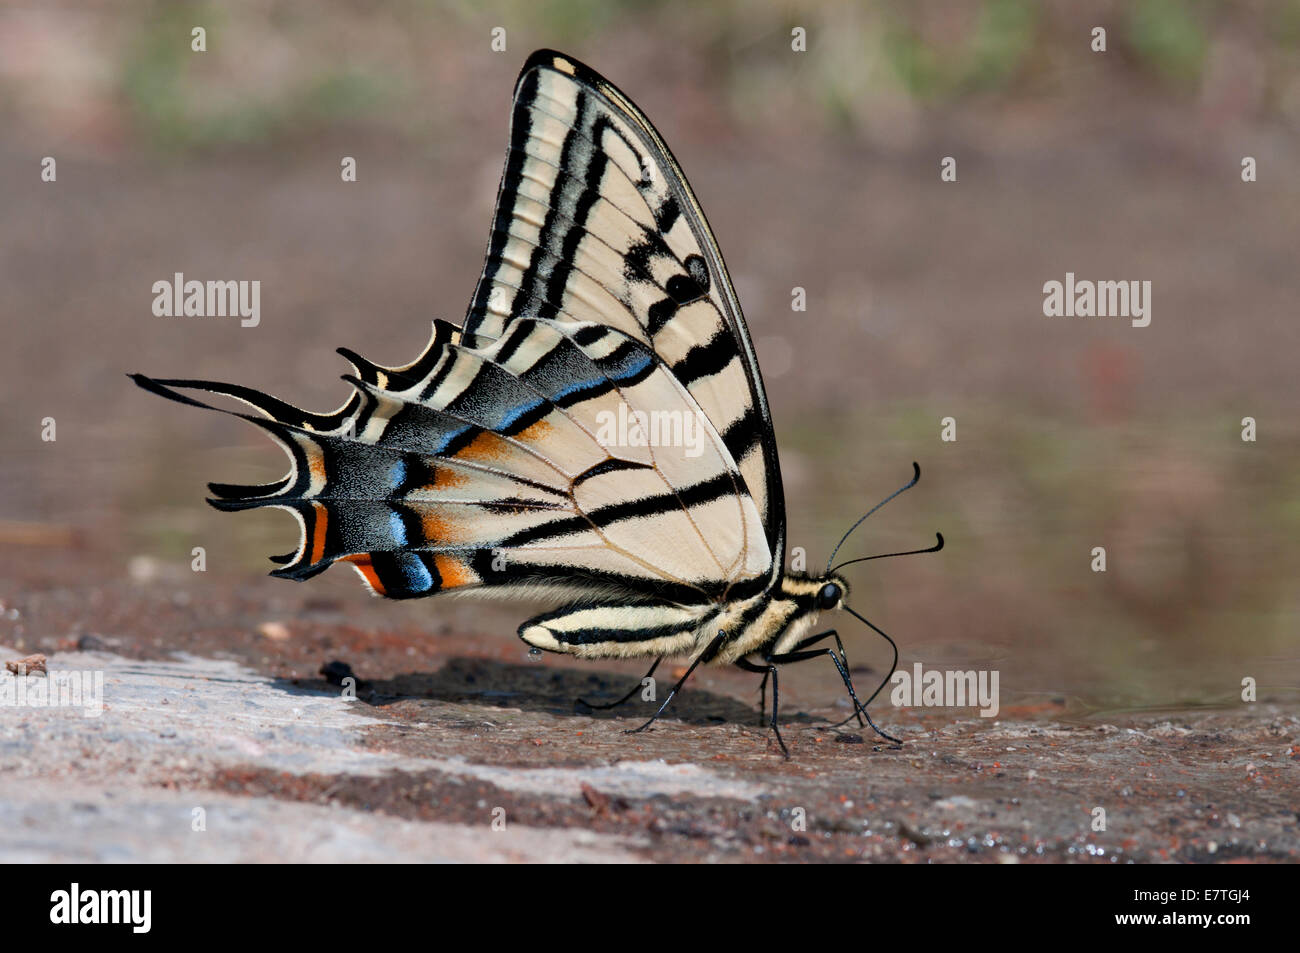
132;50;941;756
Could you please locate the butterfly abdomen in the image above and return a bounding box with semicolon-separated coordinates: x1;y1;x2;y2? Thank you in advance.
518;572;844;664
520;602;716;659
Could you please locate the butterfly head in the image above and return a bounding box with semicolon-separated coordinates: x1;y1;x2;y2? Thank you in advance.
778;572;849;613
815;577;847;611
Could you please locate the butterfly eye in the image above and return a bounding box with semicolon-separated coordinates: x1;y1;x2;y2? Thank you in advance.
816;583;842;610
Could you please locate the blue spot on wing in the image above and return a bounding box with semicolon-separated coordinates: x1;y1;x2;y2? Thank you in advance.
552;375;608;402
388;510;408;548
387;458;407;491
498;397;545;430
610;351;653;381
393;553;432;593
434;425;473;454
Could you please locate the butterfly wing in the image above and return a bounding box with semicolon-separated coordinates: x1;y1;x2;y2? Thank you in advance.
132;49;784;629
131;312;769;605
465;50;787;580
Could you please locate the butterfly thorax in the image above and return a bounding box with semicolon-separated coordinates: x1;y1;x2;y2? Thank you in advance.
708;572;849;664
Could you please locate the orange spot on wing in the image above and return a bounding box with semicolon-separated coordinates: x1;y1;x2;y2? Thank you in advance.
514;419;554;443
427;466;468;490
420;510;456;543
341;554;386;595
434;554;473;589
307;446;327;483
309;503;329;564
454;432;508;462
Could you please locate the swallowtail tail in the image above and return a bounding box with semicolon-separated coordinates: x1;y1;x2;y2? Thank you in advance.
132;50;940;755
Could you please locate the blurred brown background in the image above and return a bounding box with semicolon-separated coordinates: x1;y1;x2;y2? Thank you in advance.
2;0;1297;714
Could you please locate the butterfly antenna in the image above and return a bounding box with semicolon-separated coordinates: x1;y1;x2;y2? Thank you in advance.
841;605;903;744
825;462;923;573
831;532;944;573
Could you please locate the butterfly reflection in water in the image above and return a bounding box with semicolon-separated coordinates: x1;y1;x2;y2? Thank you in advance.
132;50;942;757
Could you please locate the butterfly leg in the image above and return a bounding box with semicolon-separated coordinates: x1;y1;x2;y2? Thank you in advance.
769;634;902;745
734;657;771;725
763;662;790;758
625;632;726;736
733;657;790;757
577;656;663;710
780;629;864;728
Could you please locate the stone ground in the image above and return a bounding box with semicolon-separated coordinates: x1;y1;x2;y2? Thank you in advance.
1;550;1295;864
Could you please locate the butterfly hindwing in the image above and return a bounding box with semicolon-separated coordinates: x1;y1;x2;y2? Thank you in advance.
132;313;769;604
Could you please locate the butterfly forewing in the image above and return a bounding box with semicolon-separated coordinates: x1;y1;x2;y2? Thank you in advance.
466;51;786;576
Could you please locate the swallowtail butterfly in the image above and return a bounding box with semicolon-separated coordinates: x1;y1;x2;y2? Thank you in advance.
132;50;941;755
